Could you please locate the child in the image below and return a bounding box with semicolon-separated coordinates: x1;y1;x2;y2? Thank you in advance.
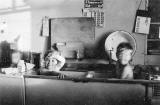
43;50;65;72
41;44;65;74
115;42;134;79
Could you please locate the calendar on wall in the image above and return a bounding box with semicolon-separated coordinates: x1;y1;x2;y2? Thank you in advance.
135;16;151;34
84;0;103;8
82;9;104;28
134;10;151;34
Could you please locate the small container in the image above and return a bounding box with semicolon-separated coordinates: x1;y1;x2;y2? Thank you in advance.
76;50;80;60
40;53;45;68
17;60;26;73
159;27;160;39
86;71;95;78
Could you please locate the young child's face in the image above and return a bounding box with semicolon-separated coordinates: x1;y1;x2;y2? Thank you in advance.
12;52;21;64
118;49;133;65
45;52;58;70
45;58;58;70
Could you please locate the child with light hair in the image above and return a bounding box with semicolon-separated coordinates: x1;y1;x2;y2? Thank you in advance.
44;50;65;72
40;43;65;75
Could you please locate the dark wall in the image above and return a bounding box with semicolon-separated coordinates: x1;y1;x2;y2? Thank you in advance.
0;41;11;68
50;17;96;58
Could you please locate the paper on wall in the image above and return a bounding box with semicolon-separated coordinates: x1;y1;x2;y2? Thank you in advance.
135;16;151;34
82;9;104;28
42;16;49;37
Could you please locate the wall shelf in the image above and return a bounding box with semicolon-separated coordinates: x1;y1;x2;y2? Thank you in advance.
150;22;160;25
147;0;160;55
147;39;160;41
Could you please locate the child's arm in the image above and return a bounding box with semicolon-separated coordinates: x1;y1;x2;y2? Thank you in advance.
52;54;65;65
55;56;65;72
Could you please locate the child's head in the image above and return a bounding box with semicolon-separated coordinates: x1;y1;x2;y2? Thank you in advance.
44;50;59;69
11;50;22;65
52;43;58;51
116;42;133;65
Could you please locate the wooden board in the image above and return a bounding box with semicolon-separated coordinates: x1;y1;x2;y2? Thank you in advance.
50;17;95;58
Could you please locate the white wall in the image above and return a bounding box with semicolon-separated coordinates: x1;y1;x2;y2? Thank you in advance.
0;11;31;51
28;0;147;65
0;0;154;65
30;0;83;53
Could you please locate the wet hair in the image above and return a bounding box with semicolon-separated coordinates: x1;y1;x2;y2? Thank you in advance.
52;43;58;51
43;50;53;60
43;43;58;60
116;42;133;58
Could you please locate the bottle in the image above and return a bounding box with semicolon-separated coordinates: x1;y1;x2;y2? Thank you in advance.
40;53;45;68
17;60;26;73
76;50;80;60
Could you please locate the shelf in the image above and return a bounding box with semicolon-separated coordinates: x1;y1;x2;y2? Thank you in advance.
147;0;160;56
147;53;160;55
150;22;160;25
147;50;160;55
147;39;160;41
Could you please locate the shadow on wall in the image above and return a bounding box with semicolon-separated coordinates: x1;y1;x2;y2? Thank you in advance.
95;31;114;59
0;41;11;68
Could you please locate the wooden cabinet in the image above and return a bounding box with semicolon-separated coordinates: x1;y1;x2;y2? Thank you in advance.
147;0;160;55
147;38;160;55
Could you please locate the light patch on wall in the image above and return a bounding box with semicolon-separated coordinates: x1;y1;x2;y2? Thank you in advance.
0;0;12;9
15;0;27;7
0;21;7;35
25;0;72;8
0;0;30;11
0;11;31;51
15;0;31;10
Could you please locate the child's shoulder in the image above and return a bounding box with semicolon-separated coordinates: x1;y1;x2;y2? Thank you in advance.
124;64;134;71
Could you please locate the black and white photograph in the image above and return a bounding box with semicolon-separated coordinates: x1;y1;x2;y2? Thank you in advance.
0;0;160;105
